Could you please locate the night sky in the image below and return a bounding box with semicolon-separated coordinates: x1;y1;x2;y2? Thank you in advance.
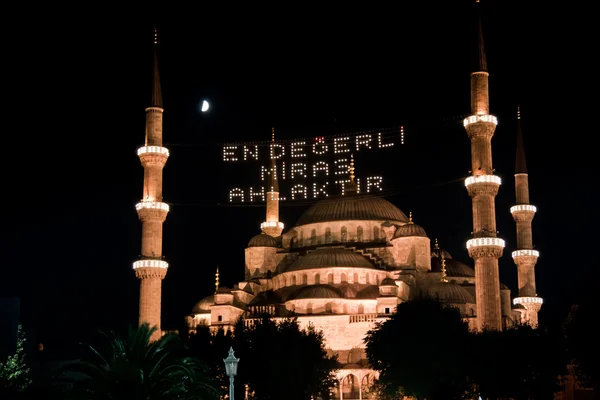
3;2;596;348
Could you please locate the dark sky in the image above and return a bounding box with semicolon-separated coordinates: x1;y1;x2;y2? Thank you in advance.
3;2;597;347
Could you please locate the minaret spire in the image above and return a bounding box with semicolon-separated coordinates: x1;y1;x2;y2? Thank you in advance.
133;27;170;341
151;27;163;109
510;108;542;327
475;0;488;72
464;1;504;331
515;107;527;174
261;127;283;237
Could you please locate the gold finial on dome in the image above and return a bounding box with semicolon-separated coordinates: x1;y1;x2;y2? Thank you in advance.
408;211;413;224
517;106;521;120
349;153;355;183
434;238;439;249
153;27;158;44
271;127;275;142
440;254;448;283
215;266;220;293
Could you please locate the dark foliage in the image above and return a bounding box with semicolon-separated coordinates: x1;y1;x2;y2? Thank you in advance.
470;323;569;399
51;323;219;400
364;297;473;399
188;316;338;400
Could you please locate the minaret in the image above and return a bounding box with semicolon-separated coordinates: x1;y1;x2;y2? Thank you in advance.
440;254;448;283
261;128;283;237
510;108;542;327
133;28;170;341
463;3;505;331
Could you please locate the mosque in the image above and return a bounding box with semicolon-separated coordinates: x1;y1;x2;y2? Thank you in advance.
132;6;543;400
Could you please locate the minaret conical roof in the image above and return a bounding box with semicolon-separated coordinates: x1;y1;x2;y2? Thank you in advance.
475;1;488;72
151;27;163;108
515;107;528;174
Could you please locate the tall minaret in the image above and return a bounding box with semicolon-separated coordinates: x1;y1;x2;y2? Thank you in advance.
133;28;170;341
510;108;542;327
463;2;505;331
261;128;283;237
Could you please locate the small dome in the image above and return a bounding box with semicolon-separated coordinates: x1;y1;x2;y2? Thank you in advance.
191;295;214;314
286;248;374;272
393;223;427;238
427;282;474;304
431;258;474;277
431;239;452;259
293;284;342;300
380;277;397;286
248;232;279;248
295;193;408;226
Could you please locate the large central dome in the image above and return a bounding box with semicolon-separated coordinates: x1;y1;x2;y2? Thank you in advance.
296;193;408;226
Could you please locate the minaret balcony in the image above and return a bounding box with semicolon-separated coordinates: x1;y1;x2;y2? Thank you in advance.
512;249;539;267
465;175;501;197
138;146;169;167
513;296;543;311
466;237;505;259
510;204;537;213
133;259;169;279
261;221;284;230
136;201;169;222
133;259;169;269
463;114;498;127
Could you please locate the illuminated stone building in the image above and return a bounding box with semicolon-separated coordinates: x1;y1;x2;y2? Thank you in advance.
132;7;543;400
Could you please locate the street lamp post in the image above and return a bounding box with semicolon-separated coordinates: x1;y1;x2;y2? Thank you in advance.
223;346;240;400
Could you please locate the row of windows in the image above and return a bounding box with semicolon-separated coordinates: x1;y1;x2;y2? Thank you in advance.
284;272;377;286
295;226;381;247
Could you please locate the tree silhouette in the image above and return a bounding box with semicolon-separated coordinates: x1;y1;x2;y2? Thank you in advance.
53;323;219;400
470;323;568;399
565;293;600;390
188;316;338;400
364;297;473;399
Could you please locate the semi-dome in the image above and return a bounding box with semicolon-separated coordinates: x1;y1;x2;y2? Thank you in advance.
286;248;374;272
293;284;342;300
431;257;474;277
427;282;474;304
191;295;214;314
295;193;408;226
248;232;279;248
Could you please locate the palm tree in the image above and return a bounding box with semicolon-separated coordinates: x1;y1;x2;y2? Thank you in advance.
53;323;219;400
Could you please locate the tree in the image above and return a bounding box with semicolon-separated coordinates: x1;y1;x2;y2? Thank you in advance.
470;323;569;399
564;293;600;390
364;297;473;399
188;316;338;400
53;323;220;400
0;324;32;392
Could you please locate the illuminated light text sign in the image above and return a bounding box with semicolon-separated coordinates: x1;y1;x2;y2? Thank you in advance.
222;128;403;202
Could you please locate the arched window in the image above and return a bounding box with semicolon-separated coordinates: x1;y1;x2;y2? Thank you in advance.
373;226;379;241
343;303;348;314
357;226;363;241
341;226;347;242
315;274;321;284
311;229;317;245
302;274;308;285
353;273;359;283
328;274;334;284
325;302;333;313
341;273;347;283
306;303;313;314
366;274;370;284
292;275;297;285
358;304;365;314
325;227;332;243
